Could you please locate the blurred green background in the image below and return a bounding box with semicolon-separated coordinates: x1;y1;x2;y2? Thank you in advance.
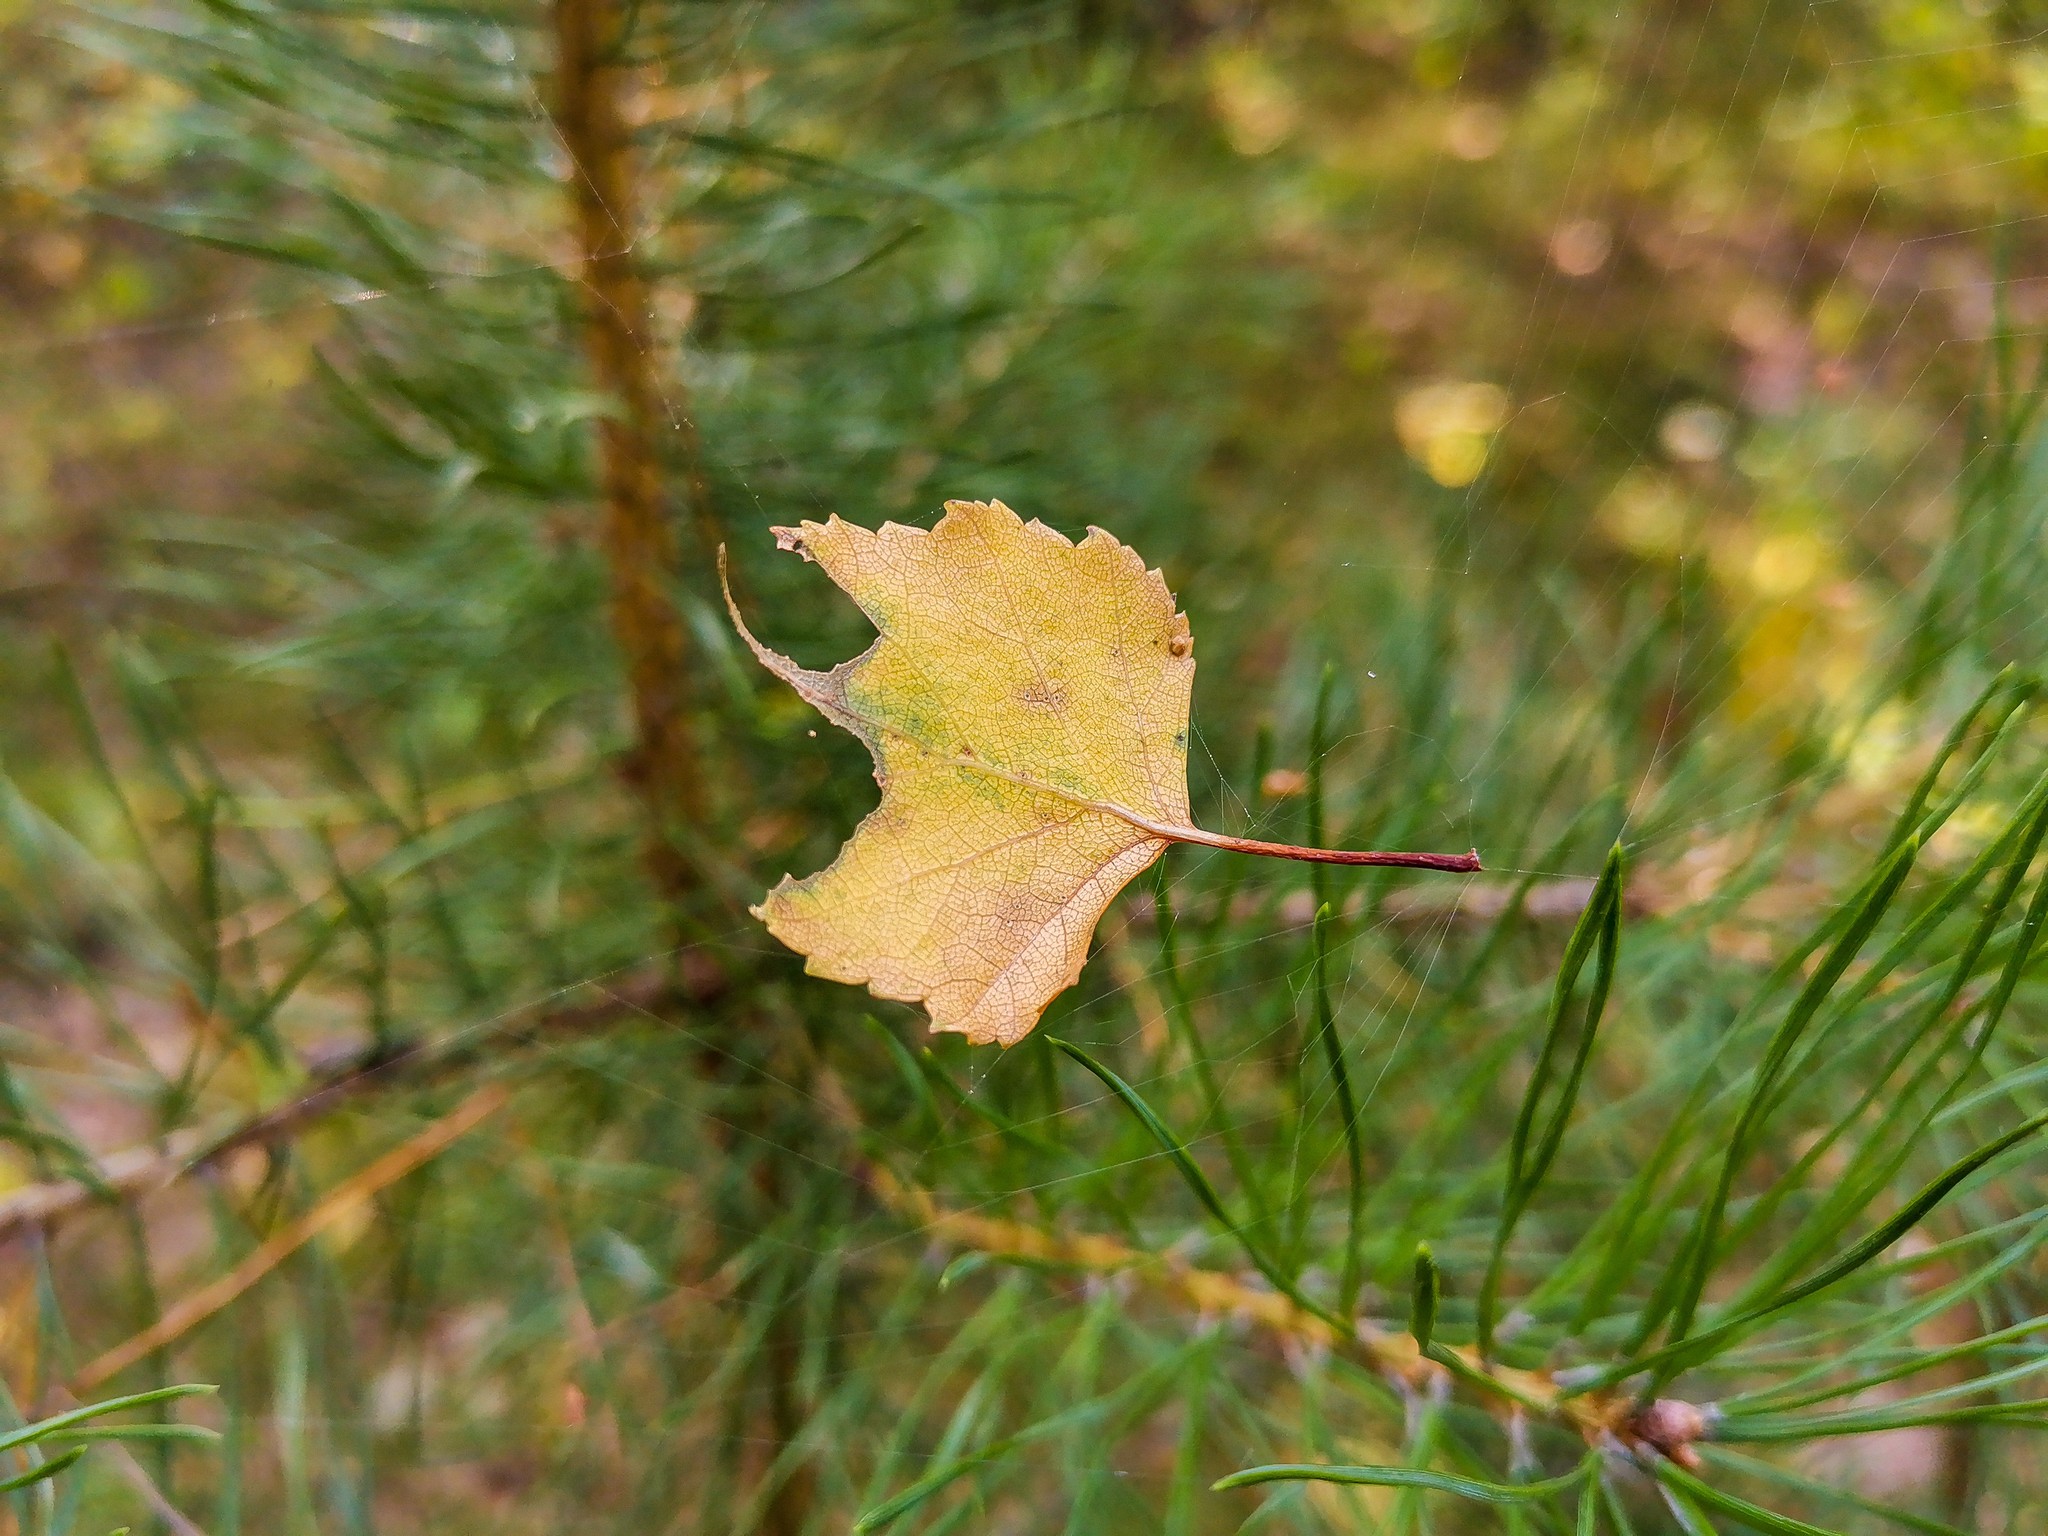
6;0;2048;1531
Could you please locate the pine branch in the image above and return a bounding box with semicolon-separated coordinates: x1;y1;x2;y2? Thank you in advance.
861;1166;1710;1469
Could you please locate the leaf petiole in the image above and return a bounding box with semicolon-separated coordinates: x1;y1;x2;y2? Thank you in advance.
952;754;1482;872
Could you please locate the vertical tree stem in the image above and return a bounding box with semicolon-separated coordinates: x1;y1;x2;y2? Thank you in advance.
551;11;812;1535
552;0;704;901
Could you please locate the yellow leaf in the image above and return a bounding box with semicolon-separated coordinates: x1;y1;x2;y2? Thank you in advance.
725;498;1478;1047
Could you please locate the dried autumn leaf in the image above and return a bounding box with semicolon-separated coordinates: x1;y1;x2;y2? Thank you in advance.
725;499;1478;1046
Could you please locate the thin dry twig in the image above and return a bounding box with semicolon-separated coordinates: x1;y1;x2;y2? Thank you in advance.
72;1082;512;1393
99;1429;213;1536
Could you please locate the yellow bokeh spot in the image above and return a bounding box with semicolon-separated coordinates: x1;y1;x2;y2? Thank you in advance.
1599;469;1689;557
1397;381;1508;487
108;388;171;445
1836;702;1909;790
1423;433;1488;487
1731;605;1816;721
1931;799;2011;865
1206;49;1298;156
1748;531;1825;597
2014;51;2048;125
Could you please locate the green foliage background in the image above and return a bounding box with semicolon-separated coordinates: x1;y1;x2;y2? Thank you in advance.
5;0;2048;1531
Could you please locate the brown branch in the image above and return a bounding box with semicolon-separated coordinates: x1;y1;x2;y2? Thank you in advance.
552;0;707;903
0;971;668;1245
1124;876;1629;932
